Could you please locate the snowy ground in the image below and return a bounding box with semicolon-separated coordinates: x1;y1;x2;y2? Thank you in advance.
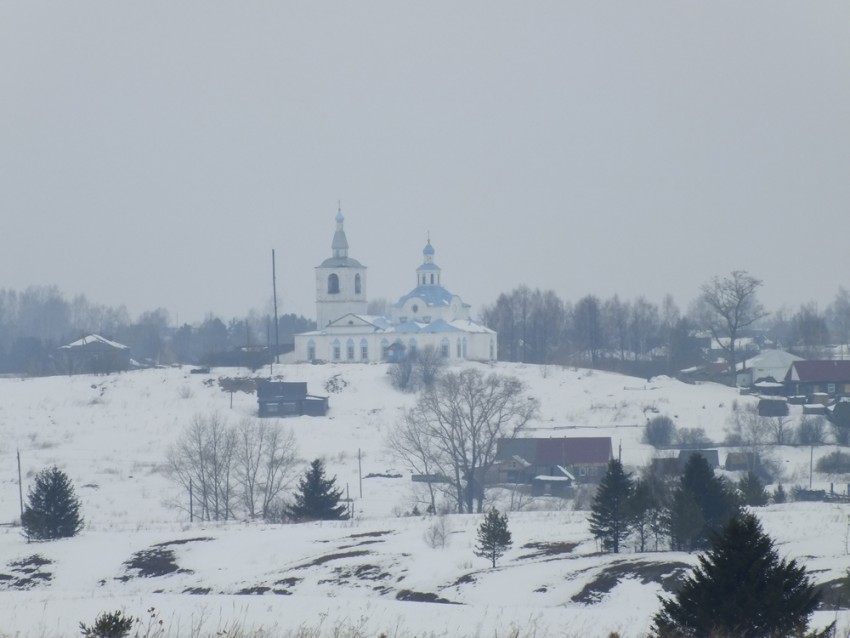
0;362;848;637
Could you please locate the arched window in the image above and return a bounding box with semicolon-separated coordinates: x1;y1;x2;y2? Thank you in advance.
332;339;341;360
360;338;369;361
307;340;316;362
440;338;450;358
355;274;361;294
346;339;355;360
430;274;434;284
328;273;340;294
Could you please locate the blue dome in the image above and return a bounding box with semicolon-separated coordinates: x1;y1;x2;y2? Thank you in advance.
423;240;435;255
336;211;345;223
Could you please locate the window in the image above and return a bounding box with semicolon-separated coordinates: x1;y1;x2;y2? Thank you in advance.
346;339;354;360
457;339;462;357
828;383;837;394
360;339;368;361
441;338;450;358
412;304;419;314
307;340;316;362
327;274;340;294
332;339;341;361
355;274;361;294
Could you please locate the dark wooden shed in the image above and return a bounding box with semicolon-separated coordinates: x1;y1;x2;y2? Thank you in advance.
257;381;328;417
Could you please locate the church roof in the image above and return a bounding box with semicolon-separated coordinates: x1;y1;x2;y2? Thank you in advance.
416;263;441;272
393;285;468;309
318;256;365;268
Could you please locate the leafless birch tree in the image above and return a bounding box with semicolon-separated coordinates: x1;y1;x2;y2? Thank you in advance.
391;369;538;514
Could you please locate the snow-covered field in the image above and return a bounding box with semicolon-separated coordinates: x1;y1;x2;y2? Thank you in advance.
0;362;848;637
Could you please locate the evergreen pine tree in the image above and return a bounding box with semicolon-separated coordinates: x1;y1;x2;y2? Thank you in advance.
738;471;769;506
652;513;830;638
287;459;348;522
773;483;787;504
21;466;83;540
474;507;512;568
665;488;704;552
669;453;739;551
589;459;634;553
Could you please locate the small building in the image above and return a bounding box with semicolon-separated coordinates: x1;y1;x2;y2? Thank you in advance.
531;468;575;497
256;381;328;417
757;397;789;417
492;436;613;485
56;334;130;374
785;360;850;399
736;349;802;388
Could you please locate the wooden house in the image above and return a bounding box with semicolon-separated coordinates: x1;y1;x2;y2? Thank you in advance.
492;436;613;485
785;361;850;399
56;334;130;374
257;381;328;417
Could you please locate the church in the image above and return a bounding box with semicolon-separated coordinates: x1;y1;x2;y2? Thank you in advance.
293;211;497;363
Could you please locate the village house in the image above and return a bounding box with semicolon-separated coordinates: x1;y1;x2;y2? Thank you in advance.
56;334;131;374
490;437;613;491
784;360;850;399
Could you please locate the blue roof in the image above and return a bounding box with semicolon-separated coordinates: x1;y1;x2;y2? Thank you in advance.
423;242;435;255
394;285;455;308
416;263;441;271
419;320;462;333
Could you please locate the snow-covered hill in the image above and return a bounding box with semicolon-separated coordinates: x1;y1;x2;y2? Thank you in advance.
0;363;847;637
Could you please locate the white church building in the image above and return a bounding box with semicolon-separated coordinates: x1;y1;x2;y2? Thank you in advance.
293;211;497;363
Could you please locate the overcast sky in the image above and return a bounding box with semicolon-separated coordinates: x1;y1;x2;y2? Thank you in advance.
1;2;848;325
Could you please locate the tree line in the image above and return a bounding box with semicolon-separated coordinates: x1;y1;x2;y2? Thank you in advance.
482;274;850;379
0;286;313;374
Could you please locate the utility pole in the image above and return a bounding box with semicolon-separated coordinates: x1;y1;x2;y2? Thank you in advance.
272;249;280;365
16;450;24;522
358;448;363;498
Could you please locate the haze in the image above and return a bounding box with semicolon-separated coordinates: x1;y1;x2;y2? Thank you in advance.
1;2;848;324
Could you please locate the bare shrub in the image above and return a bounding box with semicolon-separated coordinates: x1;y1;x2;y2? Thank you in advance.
816;451;850;474
177;386;194;400
643;415;676;447
797;416;827;446
423;515;450;549
676;427;711;448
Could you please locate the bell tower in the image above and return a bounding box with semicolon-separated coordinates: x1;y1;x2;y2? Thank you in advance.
315;208;367;327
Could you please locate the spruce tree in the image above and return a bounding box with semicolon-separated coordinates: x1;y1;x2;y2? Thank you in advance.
287;459;348;521
21;466;84;540
669;453;739;551
653;513;829;638
589;459;634;553
738;471;769;506
474;507;512;568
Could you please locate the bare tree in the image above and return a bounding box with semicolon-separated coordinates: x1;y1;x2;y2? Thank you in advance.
827;287;850;358
167;412;236;521
397;369;538;514
698;270;768;379
386;407;447;514
234;418;298;519
573;295;604;366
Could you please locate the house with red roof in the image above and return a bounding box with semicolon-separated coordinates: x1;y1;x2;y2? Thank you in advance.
784;360;850;399
490;436;613;487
